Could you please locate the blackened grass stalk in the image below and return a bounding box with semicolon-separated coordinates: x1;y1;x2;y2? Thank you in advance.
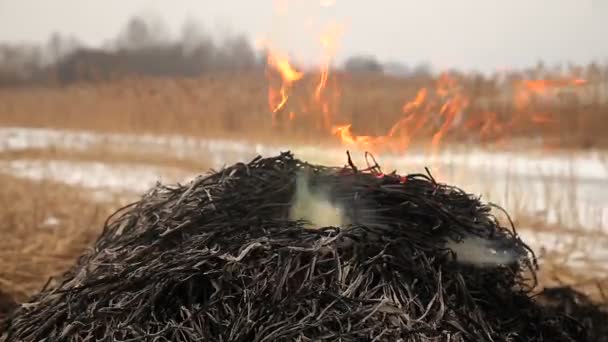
2;152;606;341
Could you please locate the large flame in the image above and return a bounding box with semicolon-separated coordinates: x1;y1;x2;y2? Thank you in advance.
316;23;344;129
263;2;588;158
264;46;303;125
321;73;470;154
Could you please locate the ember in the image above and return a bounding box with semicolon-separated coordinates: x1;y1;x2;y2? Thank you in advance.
2;153;605;341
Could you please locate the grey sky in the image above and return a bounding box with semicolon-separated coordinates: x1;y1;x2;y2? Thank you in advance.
0;0;606;72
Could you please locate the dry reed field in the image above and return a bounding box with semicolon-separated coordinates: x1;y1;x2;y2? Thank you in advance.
0;174;118;302
1;71;607;149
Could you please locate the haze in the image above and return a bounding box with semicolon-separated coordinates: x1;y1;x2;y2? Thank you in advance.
0;0;606;72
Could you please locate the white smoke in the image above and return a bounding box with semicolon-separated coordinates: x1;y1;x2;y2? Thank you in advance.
289;173;522;267
445;233;521;267
289;173;347;229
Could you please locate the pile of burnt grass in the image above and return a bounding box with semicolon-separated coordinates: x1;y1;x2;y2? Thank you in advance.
1;152;601;341
0;290;17;326
535;286;608;342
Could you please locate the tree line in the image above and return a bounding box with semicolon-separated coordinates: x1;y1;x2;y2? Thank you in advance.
0;15;433;87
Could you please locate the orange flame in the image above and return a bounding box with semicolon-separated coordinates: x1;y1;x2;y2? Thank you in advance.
521;78;587;93
402;88;427;112
328;73;470;155
265;48;304;125
267;52;303;84
262;5;589;158
332;125;376;150
268;87;289;115
315;24;343;100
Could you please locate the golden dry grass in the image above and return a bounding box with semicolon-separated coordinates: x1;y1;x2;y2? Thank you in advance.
0;73;605;148
0;142;210;302
0;174;119;301
0;74;273;140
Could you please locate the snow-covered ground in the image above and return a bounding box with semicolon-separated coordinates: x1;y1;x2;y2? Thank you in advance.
2;127;607;180
1;126;607;268
2;127;606;226
0;159;195;197
519;229;608;272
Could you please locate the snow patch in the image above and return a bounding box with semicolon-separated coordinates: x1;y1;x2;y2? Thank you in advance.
0;159;196;194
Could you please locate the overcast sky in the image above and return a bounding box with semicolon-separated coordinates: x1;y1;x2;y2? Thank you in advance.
0;0;606;72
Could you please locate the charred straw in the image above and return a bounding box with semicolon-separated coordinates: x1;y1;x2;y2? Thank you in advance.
1;152;606;341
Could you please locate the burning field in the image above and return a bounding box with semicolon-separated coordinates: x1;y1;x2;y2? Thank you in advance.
0;2;608;341
1;62;608;342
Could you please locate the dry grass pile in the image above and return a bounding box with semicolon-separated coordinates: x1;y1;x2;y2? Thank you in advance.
2;152;606;341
